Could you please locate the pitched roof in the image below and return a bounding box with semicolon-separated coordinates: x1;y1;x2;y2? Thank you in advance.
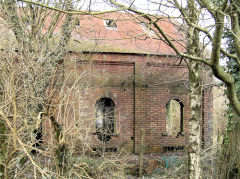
69;12;185;55
0;10;185;56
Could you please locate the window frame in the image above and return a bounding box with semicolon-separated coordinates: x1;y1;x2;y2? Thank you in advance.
95;98;116;141
104;19;117;30
165;99;184;137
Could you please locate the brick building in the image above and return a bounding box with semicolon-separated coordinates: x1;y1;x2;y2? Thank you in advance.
45;12;213;154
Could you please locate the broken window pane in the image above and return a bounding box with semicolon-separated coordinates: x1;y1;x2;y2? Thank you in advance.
139;22;155;35
104;19;117;30
95;98;115;141
166;99;184;137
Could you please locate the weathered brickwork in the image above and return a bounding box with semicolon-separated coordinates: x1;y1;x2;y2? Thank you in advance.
44;52;213;154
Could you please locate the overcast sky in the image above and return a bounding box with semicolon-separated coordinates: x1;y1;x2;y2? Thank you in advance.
82;0;175;14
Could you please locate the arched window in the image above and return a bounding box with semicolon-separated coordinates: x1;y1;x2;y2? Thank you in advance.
166;99;184;137
95;98;115;141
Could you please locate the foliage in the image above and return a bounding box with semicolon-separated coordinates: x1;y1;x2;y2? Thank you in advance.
222;14;240;137
216;14;240;178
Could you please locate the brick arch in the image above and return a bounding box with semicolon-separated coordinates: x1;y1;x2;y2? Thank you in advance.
95;97;116;142
165;98;185;137
166;98;184;107
94;92;119;107
165;96;186;107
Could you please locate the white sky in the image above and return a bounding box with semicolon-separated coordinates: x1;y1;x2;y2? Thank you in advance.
86;0;179;14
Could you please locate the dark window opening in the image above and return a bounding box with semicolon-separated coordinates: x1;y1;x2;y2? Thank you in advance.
92;147;117;153
95;98;115;142
75;20;80;27
104;19;117;30
31;112;44;154
163;146;184;152
34;125;42;145
166;99;184;137
32;124;43;154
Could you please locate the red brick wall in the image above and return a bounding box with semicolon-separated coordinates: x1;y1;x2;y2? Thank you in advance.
44;52;213;154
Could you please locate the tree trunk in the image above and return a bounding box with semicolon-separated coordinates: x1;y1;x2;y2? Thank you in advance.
188;0;202;178
188;61;202;179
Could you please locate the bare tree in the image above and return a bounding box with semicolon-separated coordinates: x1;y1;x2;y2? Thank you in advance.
0;0;128;178
104;0;240;178
108;0;240;116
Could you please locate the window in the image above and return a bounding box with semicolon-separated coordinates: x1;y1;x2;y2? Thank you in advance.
139;22;155;35
95;98;115;141
166;99;184;137
104;19;117;30
163;146;184;152
75;20;80;27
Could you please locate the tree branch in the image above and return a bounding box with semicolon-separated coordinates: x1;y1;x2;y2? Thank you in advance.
18;0;127;15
